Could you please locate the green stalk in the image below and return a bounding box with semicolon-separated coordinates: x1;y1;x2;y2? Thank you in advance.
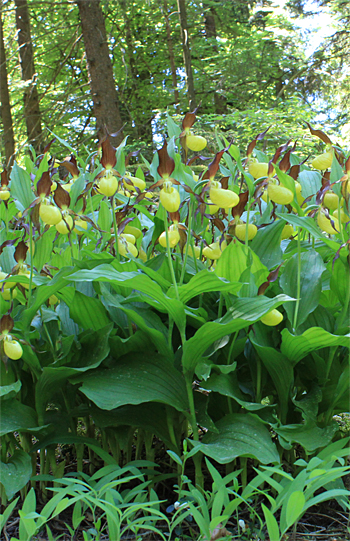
245;197;251;248
163;208;180;301
292;227;302;331
185;374;203;488
179;200;193;286
337;198;345;244
28;218;34;303
111;196;120;262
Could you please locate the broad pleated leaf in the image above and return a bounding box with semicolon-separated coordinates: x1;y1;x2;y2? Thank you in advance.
75;353;188;412
251;338;293;424
67;265;186;334
182;294;293;373
281;327;350;365
250;219;285;269
0;400;38;436
10;163;35;210
276;213;339;250
173;269;242;303
280;250;326;329
0;450;32;499
215;242;268;286
68;290;110;330
192;413;279;464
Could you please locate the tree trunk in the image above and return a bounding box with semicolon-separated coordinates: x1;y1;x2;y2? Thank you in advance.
14;0;42;153
162;0;180;112
0;2;15;168
177;0;196;109
203;5;227;114
118;0;153;144
76;0;124;146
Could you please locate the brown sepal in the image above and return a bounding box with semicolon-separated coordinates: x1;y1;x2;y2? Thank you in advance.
220;176;229;189
14;241;28;263
101;137;117;169
157;140;175;179
0;315;14;333
206;149;226;180
30;204;41;233
54;183;71;209
1;170;9;187
43;138;56;155
258;263;283;296
246;127;271;157
232;191;249;218
37;171;52;197
345;156;350;175
117;217;134;235
212;217;225;232
182;110;198;130
332;240;350;270
305;122;332;146
60;155;80;178
0;239;18;256
169;211;180;223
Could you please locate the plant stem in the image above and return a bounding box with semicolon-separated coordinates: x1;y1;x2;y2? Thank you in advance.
293;227;302;331
28;218;34;302
245;197;251;248
179;200;193;286
111;196;120;262
185;374;203;488
163;208;180;301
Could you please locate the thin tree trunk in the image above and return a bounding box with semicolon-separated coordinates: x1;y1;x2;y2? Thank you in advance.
203;5;227;114
162;0;180;112
118;0;153;144
177;0;196;109
76;0;124;146
0;2;15;168
14;0;42;153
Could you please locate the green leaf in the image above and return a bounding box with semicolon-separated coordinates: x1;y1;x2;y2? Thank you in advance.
276;214;339;251
0;450;32;499
68;290;110;330
298;170;321;200
0;380;21;400
9;162;35;210
67;265;186;335
280;250;326;329
97;200;112;231
74;353;188;412
281;327;350;365
215;242;268;286
33;227;56;273
330;258;350;306
275;422;338;452
262;504;280;541
18;267;75;331
0;399;38;436
35;326;111;424
175;269;242;303
250;220;285;269
182;294;293;373
100;283;172;359
193;414;279;464
250;337;293;424
201;372;269;411
283;491;305;533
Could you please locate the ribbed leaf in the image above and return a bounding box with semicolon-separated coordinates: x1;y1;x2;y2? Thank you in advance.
193;413;279;464
75;353;188;412
67;265;186;334
175;269;242;303
9;163;35;210
68;290;110;330
250;220;285;269
276;213;339;250
281;327;350;365
0;400;37;436
280;250;326;329
215;242;268;286
0;450;32;499
182;294;293;373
